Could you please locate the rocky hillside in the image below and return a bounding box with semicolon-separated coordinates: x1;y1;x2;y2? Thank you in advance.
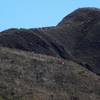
0;8;100;75
0;47;99;100
0;7;100;100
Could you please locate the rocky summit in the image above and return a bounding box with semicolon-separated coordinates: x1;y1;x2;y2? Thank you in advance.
0;7;100;100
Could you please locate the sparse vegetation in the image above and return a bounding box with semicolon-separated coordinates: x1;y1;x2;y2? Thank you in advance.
0;7;100;100
0;47;99;100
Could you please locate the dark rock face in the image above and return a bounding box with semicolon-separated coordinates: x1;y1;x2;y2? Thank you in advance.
0;7;100;75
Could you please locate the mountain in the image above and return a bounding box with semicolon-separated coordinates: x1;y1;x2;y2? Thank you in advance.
0;7;100;100
0;47;99;100
0;8;100;75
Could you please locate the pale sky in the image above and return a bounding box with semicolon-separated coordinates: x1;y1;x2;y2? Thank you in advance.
0;0;100;31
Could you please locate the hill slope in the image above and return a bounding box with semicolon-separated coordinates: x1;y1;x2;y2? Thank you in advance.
0;8;100;75
0;47;100;100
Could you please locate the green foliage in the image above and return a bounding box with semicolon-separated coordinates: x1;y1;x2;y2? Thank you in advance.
0;96;4;100
78;71;88;77
47;60;54;64
8;96;13;100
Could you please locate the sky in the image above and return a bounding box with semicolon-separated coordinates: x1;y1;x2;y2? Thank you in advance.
0;0;100;31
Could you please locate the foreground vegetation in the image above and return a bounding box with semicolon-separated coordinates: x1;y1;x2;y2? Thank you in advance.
0;47;99;100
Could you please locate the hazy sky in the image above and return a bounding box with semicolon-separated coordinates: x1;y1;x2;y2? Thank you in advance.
0;0;100;31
